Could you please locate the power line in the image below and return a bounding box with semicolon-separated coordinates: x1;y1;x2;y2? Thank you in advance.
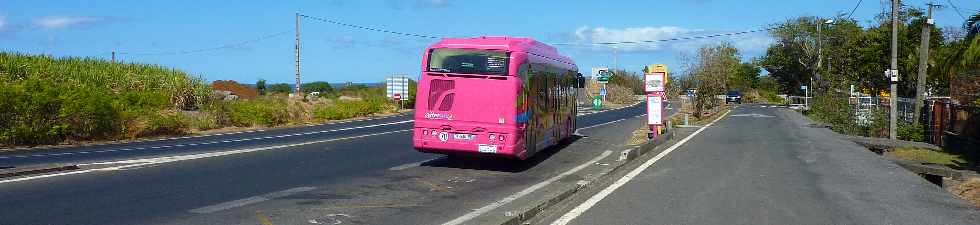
846;0;864;20
945;0;968;20
298;13;777;47
550;27;779;46
118;30;291;56
299;14;441;39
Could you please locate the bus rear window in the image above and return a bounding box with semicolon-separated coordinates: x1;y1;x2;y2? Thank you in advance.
427;48;509;75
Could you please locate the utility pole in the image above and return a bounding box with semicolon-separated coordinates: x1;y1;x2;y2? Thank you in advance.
111;50;116;63
294;13;302;97
889;0;899;140
914;2;938;125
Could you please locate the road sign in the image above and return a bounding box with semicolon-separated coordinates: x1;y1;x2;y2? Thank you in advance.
393;93;402;101
801;85;808;90
386;75;410;100
592;96;603;110
647;95;663;125
599;88;607;96
645;72;665;93
594;67;611;84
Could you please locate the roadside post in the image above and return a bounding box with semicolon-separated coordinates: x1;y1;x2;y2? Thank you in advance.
644;64;668;139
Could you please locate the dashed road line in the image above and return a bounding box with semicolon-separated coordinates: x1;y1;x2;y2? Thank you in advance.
389;157;442;171
190;187;316;214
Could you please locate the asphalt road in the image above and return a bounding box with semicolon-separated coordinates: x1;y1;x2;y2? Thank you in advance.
546;104;980;225
0;100;666;225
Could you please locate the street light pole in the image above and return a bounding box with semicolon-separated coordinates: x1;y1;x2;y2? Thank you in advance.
811;19;832;110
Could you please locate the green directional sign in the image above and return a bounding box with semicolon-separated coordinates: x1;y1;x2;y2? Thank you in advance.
592;96;603;110
597;76;610;83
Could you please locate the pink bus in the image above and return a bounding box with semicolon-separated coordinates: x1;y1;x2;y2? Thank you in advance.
413;36;583;160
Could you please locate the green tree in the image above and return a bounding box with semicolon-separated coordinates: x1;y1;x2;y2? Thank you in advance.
301;81;334;95
609;69;644;94
685;42;741;117
729;62;761;91
269;83;292;94
256;79;267;96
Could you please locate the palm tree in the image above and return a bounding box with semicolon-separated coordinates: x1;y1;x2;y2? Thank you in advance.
936;12;980;91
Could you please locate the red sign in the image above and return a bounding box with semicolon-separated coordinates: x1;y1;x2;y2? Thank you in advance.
393;93;402;101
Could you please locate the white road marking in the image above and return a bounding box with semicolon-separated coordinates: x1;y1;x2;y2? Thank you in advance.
730;113;775;118
189;187;315;214
0;129;413;184
441;150;613;225
577;100;643;116
575;118;628;134
549;109;731;225
389;157;441;171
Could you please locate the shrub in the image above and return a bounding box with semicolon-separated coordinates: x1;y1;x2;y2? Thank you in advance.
224;98;289;127
897;122;925;142
137;111;190;137
313;97;393;120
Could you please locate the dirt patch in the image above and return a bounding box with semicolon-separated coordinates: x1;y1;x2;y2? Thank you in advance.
950;178;980;208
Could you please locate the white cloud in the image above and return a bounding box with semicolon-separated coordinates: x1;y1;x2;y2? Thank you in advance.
32;16;104;29
574;26;695;51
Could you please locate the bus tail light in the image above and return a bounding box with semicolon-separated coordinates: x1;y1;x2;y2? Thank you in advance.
489;134;496;142
499;134;505;141
422;129;429;136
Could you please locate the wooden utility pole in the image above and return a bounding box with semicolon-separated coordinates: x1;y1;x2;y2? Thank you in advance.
914;2;938;125
889;0;899;140
294;13;302;97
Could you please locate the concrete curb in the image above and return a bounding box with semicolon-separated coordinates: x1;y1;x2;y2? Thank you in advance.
885;157;980;180
496;127;676;225
0;164;79;179
844;135;941;150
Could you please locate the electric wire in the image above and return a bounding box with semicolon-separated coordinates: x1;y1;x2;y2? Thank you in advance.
298;13;778;47
118;30;291;56
299;14;441;39
846;0;864;20
945;0;968;20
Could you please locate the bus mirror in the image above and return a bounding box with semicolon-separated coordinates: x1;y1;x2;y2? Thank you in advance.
576;73;585;88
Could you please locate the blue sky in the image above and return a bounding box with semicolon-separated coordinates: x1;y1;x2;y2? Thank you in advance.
1;0;978;84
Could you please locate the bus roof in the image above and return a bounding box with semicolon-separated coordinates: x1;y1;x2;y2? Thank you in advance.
428;36;576;69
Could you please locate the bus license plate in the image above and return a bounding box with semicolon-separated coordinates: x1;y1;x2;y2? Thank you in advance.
478;144;497;153
453;133;474;140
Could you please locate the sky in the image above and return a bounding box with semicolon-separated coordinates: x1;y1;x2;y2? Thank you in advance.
1;0;978;84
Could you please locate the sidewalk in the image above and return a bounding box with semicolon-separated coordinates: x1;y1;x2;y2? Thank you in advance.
546;103;980;225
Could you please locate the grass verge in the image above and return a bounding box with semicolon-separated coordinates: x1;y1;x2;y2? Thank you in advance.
885;146;966;166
